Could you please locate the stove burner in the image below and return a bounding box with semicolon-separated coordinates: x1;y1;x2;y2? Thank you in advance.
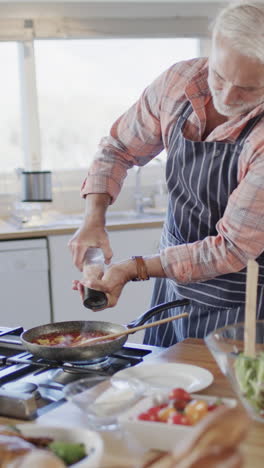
64;355;111;371
3;381;38;394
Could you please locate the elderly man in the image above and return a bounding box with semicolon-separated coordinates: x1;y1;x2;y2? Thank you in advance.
69;1;264;347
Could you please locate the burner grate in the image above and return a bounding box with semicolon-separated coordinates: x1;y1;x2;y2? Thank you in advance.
0;327;23;337
3;349;145;374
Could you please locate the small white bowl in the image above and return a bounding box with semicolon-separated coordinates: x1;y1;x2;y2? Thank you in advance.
118;393;237;452
16;423;104;468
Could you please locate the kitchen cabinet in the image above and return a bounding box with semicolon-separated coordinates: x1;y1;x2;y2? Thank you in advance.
0;238;51;328
48;227;162;343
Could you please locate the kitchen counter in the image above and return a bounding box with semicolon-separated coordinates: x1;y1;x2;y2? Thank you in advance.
0;339;262;467
0;211;165;240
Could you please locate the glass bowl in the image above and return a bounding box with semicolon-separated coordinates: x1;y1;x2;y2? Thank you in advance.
64;375;145;431
205;321;264;423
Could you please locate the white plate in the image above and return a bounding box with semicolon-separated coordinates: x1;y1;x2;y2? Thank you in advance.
16;424;103;468
112;363;213;393
119;393;237;452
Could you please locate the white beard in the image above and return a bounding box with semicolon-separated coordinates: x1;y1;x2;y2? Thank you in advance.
208;75;264;117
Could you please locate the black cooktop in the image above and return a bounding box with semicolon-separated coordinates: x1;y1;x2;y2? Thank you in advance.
0;326;157;420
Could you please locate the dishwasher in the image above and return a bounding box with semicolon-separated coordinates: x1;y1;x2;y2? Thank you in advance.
0;238;51;328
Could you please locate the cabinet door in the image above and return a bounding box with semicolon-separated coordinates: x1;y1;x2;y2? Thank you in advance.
0;238;51;328
48;228;162;343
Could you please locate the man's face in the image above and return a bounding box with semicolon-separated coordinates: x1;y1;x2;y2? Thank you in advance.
208;34;264;117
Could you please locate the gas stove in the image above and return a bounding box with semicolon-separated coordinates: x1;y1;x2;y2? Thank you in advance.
0;326;159;420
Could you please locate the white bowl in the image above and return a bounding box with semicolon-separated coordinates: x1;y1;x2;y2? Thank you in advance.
118;394;237;452
16;423;104;468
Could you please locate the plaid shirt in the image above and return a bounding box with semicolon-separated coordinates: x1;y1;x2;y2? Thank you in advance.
81;57;264;284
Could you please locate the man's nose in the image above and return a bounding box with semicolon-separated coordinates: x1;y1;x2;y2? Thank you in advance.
221;84;240;106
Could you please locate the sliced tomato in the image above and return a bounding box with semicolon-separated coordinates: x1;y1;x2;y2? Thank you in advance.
208;401;225;411
172;398;188;411
138;404;168;422
138;412;151;421
208;404;218;411
158;406;177;422
168;388;191;402
184;399;208;424
168;412;191;425
147;405;167;419
153;404;167;412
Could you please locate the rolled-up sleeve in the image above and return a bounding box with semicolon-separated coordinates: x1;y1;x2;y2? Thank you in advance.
80;58;208;201
81;71;169;202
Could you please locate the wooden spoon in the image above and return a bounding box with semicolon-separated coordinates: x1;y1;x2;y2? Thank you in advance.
75;312;188;347
244;259;259;357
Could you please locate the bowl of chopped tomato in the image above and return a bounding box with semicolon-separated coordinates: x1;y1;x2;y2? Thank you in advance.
118;387;237;452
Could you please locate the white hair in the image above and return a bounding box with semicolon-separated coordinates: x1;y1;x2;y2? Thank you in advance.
211;1;264;63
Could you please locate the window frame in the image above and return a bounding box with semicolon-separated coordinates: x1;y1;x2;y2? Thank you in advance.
0;4;212;207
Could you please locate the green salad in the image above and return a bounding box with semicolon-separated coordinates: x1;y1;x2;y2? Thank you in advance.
234;352;264;414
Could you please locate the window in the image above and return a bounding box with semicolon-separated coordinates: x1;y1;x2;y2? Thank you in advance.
0;42;23;173
35;38;199;170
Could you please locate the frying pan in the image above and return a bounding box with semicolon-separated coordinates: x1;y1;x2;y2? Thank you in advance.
20;299;189;362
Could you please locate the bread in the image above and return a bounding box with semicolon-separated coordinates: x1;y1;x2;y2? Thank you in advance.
0;434;34;467
0;426;24;438
7;449;66;468
0;430;65;468
171;405;249;464
0;425;52;448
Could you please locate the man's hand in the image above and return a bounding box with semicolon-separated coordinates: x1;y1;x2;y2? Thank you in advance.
73;259;137;308
68;193;113;270
68;221;112;271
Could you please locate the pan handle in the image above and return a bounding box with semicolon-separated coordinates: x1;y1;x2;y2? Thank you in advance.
126;299;190;329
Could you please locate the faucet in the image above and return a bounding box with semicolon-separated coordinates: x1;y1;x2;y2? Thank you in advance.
134;166;153;215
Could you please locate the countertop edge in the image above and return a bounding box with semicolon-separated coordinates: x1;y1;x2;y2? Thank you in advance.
0;219;164;240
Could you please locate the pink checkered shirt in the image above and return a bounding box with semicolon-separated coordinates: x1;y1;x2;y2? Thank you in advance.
81;58;264;283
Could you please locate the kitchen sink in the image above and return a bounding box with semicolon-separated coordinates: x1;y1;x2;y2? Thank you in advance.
51;209;166;225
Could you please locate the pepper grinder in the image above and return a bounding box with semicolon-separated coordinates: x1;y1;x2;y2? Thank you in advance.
82;247;108;310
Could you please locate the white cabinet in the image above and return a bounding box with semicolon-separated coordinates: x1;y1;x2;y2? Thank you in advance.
48;227;162;343
0;238;51;328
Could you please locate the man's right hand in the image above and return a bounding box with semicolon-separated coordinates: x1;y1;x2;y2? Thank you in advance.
68;221;112;271
68;193;113;271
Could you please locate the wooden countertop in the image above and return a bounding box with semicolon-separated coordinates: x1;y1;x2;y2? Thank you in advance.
146;339;264;468
0;217;164;240
0;339;262;467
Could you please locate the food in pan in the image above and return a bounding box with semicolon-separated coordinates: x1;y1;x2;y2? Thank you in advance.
32;330;114;347
137;387;227;425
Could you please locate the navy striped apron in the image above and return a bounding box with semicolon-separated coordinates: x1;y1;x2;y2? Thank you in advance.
144;101;264;347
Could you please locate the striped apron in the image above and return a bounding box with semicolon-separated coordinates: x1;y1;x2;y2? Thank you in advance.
144;101;264;347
